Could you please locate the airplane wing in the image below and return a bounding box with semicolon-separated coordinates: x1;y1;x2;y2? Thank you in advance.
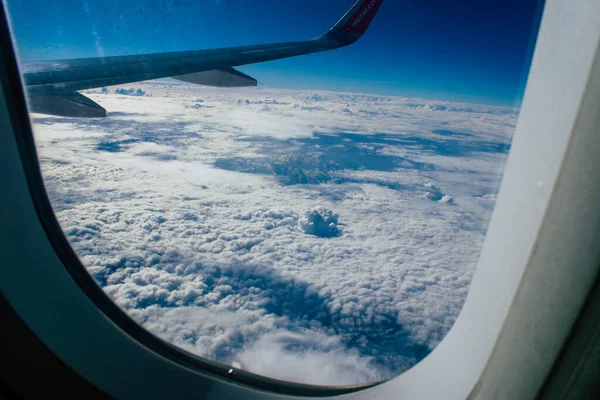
21;0;384;117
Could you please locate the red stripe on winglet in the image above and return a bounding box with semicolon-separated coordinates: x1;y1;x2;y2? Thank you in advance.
341;0;383;34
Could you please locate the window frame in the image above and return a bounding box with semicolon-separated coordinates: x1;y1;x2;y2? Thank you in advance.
0;0;599;398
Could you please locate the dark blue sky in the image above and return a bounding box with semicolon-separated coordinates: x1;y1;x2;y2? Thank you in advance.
6;0;544;106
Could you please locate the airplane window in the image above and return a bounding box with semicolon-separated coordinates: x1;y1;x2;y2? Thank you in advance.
5;0;545;387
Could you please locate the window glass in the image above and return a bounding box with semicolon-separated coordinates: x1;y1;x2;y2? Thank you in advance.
6;0;544;386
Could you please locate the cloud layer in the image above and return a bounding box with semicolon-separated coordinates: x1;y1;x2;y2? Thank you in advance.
31;82;516;385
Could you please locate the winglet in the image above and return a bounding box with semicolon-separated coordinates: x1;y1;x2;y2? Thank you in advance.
323;0;384;44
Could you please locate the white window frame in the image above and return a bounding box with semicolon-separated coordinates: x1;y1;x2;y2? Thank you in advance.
1;0;599;398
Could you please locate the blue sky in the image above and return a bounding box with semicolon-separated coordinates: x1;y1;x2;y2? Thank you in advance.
6;0;544;106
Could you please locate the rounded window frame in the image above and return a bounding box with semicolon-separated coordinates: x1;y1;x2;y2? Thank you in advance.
1;0;600;398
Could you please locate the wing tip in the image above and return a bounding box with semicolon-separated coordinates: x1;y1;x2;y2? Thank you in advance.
324;0;383;44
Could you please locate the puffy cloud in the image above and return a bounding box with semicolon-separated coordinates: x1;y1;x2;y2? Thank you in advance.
235;330;383;385
438;194;454;204
115;87;147;96
298;207;341;238
31;84;517;385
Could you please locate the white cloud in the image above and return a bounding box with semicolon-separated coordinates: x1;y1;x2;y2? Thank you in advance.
235;330;384;385
31;83;517;385
114;87;147;96
298;207;341;238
